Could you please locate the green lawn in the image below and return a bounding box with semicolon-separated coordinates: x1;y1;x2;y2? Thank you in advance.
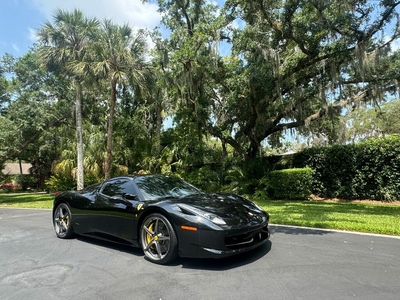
1;192;399;236
255;199;400;236
0;192;54;209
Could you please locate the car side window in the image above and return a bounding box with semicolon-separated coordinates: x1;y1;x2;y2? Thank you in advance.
101;179;136;197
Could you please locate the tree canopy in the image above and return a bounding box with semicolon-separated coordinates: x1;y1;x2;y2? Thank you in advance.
1;1;400;191
151;0;400;158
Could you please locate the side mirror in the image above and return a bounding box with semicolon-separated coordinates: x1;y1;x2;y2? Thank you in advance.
124;193;138;200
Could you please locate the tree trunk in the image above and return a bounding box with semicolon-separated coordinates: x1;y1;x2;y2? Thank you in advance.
18;158;23;174
76;83;84;190
155;102;163;156
246;138;261;160
104;80;116;180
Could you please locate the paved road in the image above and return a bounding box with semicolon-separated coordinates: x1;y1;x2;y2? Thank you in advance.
1;208;400;300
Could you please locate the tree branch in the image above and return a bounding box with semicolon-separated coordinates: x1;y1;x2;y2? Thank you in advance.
0;114;69;166
205;122;246;158
269;89;370;135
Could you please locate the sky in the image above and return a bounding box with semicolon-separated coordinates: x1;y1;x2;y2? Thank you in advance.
0;0;163;57
0;0;398;59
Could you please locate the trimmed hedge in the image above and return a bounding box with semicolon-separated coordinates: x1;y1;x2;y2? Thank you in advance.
294;135;400;200
269;167;313;200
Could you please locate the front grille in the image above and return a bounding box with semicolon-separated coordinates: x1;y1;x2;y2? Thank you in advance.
225;225;269;250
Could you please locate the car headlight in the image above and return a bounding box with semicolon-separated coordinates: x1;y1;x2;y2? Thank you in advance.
203;213;226;225
177;204;226;225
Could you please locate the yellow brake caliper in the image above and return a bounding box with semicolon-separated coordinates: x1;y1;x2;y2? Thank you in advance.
146;223;154;245
65;214;69;227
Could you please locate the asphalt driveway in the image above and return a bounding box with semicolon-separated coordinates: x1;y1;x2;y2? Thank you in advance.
1;208;399;300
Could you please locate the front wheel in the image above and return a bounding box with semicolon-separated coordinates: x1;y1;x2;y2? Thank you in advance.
140;213;178;264
53;203;75;239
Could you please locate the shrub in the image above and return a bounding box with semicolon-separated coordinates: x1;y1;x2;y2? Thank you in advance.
295;135;400;200
45;176;75;192
250;175;271;202
185;166;222;192
0;182;20;192
269;167;313;200
353;135;400;200
14;175;37;190
84;173;101;187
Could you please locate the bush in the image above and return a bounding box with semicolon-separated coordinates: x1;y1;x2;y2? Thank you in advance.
353;136;400;200
45;176;75;192
14;175;37;190
269;167;313;200
295;135;400;200
84;173;101;186
0;182;21;192
250;175;271;202
185;166;222;192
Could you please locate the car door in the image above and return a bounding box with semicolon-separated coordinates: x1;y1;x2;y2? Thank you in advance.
88;178;141;242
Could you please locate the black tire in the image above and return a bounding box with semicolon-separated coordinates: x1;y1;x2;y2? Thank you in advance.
53;203;75;239
140;213;178;264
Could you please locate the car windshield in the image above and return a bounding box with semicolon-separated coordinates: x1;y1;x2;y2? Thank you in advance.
82;182;102;193
135;175;202;200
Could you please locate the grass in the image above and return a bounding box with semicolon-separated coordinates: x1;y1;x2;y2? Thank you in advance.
255;199;400;236
0;192;54;209
1;192;399;236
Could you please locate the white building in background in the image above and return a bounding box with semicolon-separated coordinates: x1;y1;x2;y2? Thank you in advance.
1;163;31;175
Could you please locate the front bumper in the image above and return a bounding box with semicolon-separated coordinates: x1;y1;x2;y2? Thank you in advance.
177;223;270;259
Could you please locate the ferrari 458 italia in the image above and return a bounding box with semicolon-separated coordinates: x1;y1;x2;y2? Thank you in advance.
53;174;270;264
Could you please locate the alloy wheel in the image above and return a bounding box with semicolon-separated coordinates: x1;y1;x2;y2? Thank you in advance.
140;214;178;264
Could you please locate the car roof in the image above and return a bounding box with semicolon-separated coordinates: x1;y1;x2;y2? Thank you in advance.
111;174;171;180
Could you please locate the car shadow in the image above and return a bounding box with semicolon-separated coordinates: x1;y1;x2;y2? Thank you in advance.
76;235;272;270
173;240;272;270
270;224;335;235
76;235;144;256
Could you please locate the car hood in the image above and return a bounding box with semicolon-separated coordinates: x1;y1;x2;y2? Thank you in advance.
172;193;268;228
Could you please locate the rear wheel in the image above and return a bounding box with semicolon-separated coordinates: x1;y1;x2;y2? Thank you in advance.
140;213;178;264
53;203;75;239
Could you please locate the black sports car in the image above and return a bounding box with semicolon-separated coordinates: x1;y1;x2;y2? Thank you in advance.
53;174;270;264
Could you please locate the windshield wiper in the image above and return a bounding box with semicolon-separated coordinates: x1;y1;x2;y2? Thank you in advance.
157;195;178;200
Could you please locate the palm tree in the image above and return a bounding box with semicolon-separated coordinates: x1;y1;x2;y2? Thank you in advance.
92;20;148;179
37;9;99;190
